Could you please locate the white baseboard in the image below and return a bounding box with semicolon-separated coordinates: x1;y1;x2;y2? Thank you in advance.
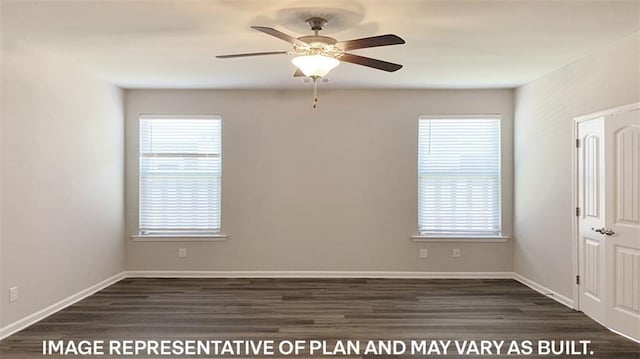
124;270;514;279
608;327;640;344
512;272;575;309
0;272;126;340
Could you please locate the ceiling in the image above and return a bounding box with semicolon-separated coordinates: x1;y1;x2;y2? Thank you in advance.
2;0;639;89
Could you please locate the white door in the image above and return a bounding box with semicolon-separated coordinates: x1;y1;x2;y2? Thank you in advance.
578;117;606;324
604;109;640;341
577;107;640;341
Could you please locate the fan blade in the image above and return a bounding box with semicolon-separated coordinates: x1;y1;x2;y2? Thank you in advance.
339;53;403;72
336;34;405;51
293;68;305;77
251;26;308;47
216;51;288;59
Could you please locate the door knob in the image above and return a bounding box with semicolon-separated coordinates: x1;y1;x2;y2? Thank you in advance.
592;227;615;236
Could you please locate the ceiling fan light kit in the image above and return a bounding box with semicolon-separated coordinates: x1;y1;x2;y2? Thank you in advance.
217;15;405;108
291;55;340;78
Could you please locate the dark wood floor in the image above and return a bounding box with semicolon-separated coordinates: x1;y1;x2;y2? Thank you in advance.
1;278;638;358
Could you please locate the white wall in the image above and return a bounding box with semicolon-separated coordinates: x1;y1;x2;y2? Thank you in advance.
125;89;514;273
0;47;125;326
514;32;640;298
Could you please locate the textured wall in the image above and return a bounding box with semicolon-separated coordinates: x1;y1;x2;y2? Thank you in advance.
125;89;514;273
514;32;640;298
1;47;125;326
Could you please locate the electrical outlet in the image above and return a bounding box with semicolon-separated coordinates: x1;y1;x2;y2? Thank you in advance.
178;248;187;258
419;248;429;258
9;287;18;302
452;248;461;257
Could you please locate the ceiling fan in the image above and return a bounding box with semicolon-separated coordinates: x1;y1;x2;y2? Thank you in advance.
216;17;406;108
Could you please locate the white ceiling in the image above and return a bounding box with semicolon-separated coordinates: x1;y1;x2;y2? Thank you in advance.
2;0;639;89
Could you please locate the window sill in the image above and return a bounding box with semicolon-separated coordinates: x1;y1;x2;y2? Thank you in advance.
131;234;228;242
410;235;510;243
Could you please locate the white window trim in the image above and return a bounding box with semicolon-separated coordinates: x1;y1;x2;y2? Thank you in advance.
136;113;224;238
139;114;221;120
416;114;503;239
131;234;228;242
420;114;502;120
410;235;509;243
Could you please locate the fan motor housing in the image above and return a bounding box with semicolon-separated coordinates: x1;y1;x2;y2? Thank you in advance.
297;35;337;47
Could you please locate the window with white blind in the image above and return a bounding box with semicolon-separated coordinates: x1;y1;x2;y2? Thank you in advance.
139;115;221;235
418;115;501;236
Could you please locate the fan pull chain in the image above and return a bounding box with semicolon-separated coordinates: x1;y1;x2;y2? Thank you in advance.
312;76;319;109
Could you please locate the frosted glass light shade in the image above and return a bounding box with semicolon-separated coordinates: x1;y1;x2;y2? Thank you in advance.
291;55;340;77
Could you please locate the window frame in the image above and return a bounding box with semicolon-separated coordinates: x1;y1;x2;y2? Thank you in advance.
413;114;507;242
134;114;227;241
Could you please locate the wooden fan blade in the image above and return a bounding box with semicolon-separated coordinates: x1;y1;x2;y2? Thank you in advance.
216;51;288;59
293;68;305;77
339;53;403;72
251;26;308;47
336;34;405;51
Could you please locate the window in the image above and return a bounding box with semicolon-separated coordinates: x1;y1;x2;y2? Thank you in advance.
418;115;501;236
139;115;221;235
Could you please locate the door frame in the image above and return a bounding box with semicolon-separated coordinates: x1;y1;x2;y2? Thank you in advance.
572;102;640;312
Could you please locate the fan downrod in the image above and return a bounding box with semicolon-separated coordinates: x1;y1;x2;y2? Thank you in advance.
298;17;337;46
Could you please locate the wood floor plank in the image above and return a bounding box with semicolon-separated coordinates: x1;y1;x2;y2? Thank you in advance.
1;278;638;358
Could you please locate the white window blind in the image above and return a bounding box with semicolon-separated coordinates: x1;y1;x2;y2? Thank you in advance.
139;115;221;235
418;116;501;236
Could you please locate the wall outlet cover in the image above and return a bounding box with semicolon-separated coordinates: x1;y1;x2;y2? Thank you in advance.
9;287;18;302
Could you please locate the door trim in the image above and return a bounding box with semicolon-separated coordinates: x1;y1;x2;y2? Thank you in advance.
572;102;640;312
